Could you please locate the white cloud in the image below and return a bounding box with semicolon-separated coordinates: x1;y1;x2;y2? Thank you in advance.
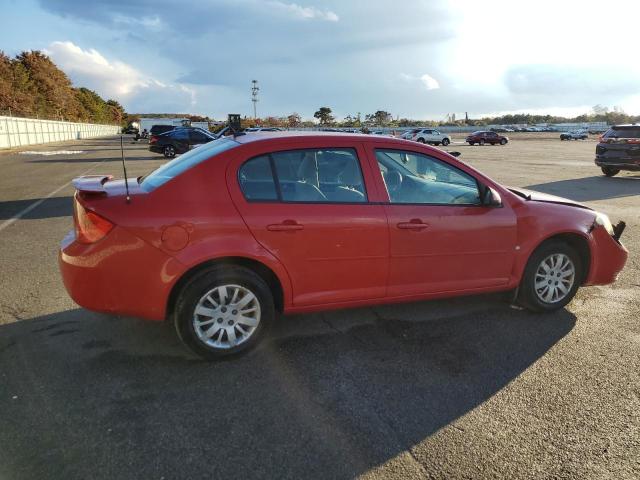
269;1;339;21
44;41;195;111
420;74;440;91
400;73;440;91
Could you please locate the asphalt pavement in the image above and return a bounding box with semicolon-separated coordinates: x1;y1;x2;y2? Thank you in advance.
0;135;638;479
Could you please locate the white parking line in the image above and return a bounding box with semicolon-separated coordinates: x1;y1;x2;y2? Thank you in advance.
0;162;104;234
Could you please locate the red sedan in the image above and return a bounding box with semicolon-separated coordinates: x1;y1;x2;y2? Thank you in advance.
59;132;628;358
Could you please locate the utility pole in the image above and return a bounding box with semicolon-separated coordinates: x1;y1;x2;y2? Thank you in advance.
251;80;259;120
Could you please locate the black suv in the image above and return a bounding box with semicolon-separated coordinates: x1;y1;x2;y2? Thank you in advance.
149;127;217;158
595;125;640;176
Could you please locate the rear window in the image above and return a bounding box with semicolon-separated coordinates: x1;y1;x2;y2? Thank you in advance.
140;137;238;191
603;127;640;139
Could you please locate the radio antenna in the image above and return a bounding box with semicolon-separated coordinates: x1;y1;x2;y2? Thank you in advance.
120;135;131;203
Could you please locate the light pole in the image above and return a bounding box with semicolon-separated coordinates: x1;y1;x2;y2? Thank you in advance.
251;80;259;120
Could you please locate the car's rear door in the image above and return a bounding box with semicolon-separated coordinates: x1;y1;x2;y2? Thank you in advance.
364;142;517;297
189;130;212;149
169;129;190;153
228;140;389;307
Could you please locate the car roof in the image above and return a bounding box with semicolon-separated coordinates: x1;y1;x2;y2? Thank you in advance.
233;131;413;145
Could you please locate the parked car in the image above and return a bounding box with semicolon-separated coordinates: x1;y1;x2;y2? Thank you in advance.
149;127;217;158
412;129;451;146
595;124;640;177
150;124;177;137
560;131;588;141
59;133;627;358
401;129;421;139
466;131;508;145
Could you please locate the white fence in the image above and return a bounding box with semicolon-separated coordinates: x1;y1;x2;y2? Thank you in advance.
0;116;120;150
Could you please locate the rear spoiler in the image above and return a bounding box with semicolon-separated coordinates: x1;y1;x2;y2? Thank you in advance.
72;175;113;193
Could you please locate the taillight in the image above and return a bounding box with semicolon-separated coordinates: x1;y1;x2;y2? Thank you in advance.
74;200;114;244
149;135;158;144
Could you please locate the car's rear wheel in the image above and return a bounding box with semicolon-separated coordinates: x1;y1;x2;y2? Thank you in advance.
518;241;582;312
479;139;485;146
500;139;507;145
417;138;425;143
174;265;274;359
601;167;620;177
163;145;176;158
442;138;450;146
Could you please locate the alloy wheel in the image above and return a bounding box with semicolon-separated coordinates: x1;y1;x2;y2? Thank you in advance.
192;284;261;349
534;253;576;304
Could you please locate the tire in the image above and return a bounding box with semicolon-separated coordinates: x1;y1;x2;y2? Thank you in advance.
441;138;450;146
174;265;275;359
163;145;176;158
500;139;507;145
479;139;485;146
490;142;495;146
601;167;620;177
468;142;474;146
518;241;582;312
417;138;426;143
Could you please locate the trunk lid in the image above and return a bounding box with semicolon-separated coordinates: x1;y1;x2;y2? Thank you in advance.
72;175;144;197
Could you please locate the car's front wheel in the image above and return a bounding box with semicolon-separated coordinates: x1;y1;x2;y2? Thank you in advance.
417;138;426;143
174;265;274;359
518;241;582;312
441;138;450;146
602;167;620;177
500;139;507;145
468;141;474;146
163;145;176;158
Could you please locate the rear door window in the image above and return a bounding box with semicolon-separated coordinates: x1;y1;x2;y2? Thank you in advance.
238;148;368;203
604;127;640;139
171;129;189;140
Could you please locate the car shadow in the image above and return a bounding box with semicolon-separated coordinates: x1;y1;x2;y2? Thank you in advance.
526;174;640;202
0;196;73;220
0;297;576;479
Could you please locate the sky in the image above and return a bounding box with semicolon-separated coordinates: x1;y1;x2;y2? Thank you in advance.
2;0;640;121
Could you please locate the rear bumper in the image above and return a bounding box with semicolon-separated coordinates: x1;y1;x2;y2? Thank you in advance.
595;157;640;170
584;226;628;286
59;227;184;321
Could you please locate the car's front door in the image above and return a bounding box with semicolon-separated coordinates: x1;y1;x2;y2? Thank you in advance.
228;143;389;307
367;146;517;297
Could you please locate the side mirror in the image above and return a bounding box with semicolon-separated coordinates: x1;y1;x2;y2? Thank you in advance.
481;185;502;207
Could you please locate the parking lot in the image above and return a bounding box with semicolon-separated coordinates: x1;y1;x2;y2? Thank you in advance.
0;134;638;479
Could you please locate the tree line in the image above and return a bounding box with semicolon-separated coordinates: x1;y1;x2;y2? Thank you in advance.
0;50;126;125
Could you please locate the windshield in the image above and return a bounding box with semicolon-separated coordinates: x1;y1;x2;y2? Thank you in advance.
140;137;239;191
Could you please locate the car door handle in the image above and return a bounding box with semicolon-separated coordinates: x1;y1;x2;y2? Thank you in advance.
267;222;304;232
397;220;430;230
